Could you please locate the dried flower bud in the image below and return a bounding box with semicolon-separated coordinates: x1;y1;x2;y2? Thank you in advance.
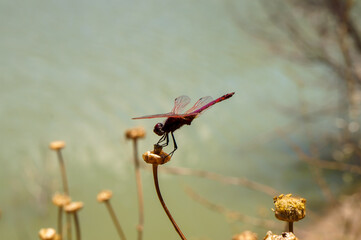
264;231;298;240
97;190;113;202
232;230;258;240
49;141;66;150
142;150;171;165
52;193;71;207
125;127;146;140
273;194;306;222
64;201;84;213
38;228;56;240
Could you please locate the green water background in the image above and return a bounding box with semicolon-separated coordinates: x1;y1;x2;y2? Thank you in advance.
0;1;345;239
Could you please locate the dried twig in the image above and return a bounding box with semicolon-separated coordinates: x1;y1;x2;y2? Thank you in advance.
184;186;280;229
132;139;144;240
125;127;145;240
153;164;187;240
292;145;361;175
143;165;279;197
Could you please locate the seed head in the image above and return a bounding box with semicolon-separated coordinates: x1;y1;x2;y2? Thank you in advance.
64;201;84;213
52;193;71;207
232;231;257;240
97;190;113;202
264;231;298;240
273;193;306;222
38;228;56;240
142;150;171;165
49;141;66;150
125;127;146;140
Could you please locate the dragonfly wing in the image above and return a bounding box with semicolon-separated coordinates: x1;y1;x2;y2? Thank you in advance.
185;96;213;114
171;95;191;114
132;113;174;119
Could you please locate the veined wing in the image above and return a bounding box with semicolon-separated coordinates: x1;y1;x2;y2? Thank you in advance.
171;95;191;114
185;96;213;114
133;93;234;120
132;112;174;119
133;95;191;119
133;112;198;119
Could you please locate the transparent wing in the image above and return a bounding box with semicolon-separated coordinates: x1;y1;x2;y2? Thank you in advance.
171;95;191;114
133;95;190;119
132;113;174;119
185;96;213;114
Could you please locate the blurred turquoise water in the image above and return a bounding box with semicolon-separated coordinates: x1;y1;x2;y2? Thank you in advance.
0;1;341;239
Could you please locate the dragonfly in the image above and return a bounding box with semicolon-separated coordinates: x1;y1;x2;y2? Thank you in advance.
133;92;235;157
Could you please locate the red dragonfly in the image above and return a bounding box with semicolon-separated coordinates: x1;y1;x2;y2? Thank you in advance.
133;92;235;156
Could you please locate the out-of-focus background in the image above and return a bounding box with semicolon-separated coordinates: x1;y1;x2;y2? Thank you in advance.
1;0;361;239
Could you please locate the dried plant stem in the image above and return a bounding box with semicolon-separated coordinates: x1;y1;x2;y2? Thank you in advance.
310;166;335;202
57;207;63;237
295;147;361;175
280;123;361;177
67;214;72;240
73;213;81;240
185;186;280;229
152;164;187;240
132;139;144;240
288;222;293;233
104;200;127;240
56;150;69;195
147;165;279;197
55;149;72;240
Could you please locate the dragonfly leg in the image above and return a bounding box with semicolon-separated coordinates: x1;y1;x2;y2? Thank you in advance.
157;133;169;147
156;134;166;144
167;132;178;157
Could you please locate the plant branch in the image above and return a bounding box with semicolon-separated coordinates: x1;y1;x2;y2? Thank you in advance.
152;164;187;240
105;200;127;240
184;186;280;230
132;139;144;240
148;165;279;197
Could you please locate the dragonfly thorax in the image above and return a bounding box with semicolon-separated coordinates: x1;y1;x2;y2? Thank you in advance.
154;123;165;136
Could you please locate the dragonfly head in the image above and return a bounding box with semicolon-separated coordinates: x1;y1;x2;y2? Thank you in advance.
153;123;165;136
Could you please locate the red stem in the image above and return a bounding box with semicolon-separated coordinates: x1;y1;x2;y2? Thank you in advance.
152;164;187;240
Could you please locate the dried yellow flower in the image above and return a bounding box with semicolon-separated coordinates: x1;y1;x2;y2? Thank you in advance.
97;190;113;202
142;150;171;165
273;194;306;222
52;193;71;207
232;230;258;240
264;231;298;240
38;228;56;240
125;127;146;140
49;141;66;150
64;201;84;213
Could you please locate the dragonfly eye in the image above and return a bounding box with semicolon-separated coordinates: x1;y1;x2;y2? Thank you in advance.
153;123;164;136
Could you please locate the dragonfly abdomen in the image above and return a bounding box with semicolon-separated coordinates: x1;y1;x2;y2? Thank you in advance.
192;92;235;114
